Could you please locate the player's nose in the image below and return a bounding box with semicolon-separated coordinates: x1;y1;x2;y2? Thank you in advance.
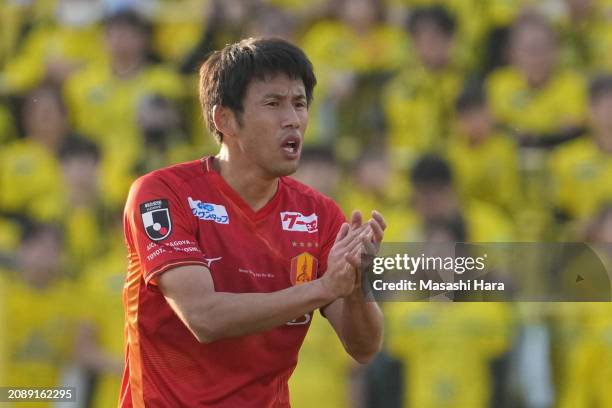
281;105;301;129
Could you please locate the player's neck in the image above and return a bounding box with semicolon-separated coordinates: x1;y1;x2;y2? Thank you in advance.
214;148;279;212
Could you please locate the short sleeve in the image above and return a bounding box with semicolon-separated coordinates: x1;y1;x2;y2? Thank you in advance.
317;199;346;277
123;173;208;285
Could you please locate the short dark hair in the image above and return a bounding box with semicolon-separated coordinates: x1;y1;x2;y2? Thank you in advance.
456;81;487;113
510;13;555;45
58;135;101;162
407;5;456;37
199;37;317;143
410;154;453;187
589;74;612;103
104;8;150;33
20;220;63;245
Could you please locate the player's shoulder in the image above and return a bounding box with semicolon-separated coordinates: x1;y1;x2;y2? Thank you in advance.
128;159;205;198
550;136;595;166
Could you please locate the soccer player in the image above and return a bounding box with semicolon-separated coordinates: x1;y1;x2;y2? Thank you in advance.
120;38;385;407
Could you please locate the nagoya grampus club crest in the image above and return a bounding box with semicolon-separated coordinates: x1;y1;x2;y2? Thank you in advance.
140;199;172;241
290;252;318;285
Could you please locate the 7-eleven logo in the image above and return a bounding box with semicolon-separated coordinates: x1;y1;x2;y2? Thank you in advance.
280;212;318;233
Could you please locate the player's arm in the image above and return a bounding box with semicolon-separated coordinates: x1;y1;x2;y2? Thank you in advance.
158;222;368;343
323;211;385;364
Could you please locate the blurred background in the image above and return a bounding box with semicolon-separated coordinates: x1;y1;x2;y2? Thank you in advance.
2;0;612;406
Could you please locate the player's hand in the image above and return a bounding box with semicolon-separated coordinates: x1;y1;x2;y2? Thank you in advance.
343;210;386;295
344;210;386;269
322;221;371;299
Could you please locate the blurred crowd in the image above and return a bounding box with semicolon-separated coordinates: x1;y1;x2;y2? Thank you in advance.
2;0;612;407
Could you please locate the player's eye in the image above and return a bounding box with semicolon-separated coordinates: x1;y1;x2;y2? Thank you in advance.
265;101;279;107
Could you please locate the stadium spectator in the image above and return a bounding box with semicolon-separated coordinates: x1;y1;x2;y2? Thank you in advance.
301;0;408;147
554;205;612;407
179;0;252;74
134;93;194;174
75;214;126;408
64;8;184;210
0;86;68;222
383;5;463;167
0;222;78;406
247;3;297;41
445;82;521;217
57;135;107;271
382;215;515;407
486;13;587;147
402;154;515;242
0;0;106;95
549;74;612;228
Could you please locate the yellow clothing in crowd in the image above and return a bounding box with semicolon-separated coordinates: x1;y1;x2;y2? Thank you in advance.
63;205;105;270
0;0;58;66
301;20;409;87
300;20;409;144
548;136;612;220
289;313;351;408
151;0;206;64
0;274;78;408
0;139;64;222
0;218;20;253
383;66;463;166
64;63;184;208
486;67;587;137
1;22;105;93
446;131;521;215
385;302;514;408
556;303;612;408
78;240;126;408
386;199;515;243
0;104;17;144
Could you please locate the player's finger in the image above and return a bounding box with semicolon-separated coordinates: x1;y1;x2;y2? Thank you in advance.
334;223;350;244
337;223;370;249
345;248;361;270
343;233;365;254
369;218;384;243
350;210;363;229
361;235;377;255
371;210;387;231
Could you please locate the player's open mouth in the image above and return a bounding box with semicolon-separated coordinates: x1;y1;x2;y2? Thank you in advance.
281;136;301;157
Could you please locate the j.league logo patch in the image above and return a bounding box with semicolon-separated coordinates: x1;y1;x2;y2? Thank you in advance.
140;199;172;241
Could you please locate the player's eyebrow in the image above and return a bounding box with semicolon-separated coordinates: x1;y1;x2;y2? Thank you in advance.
262;92;307;101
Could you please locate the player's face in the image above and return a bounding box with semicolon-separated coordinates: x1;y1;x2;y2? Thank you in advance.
234;74;308;177
590;93;612;134
511;25;556;85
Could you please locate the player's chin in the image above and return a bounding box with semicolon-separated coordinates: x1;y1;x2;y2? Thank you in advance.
272;160;299;177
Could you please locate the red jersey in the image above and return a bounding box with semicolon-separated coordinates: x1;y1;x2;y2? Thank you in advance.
120;157;345;407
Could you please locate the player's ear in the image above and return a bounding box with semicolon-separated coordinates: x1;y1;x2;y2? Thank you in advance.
212;105;237;139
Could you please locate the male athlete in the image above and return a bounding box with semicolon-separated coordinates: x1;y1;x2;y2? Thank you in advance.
120;38;385;407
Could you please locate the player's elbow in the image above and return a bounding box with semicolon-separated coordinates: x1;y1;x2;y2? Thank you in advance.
186;312;224;344
346;337;383;364
349;346;380;365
